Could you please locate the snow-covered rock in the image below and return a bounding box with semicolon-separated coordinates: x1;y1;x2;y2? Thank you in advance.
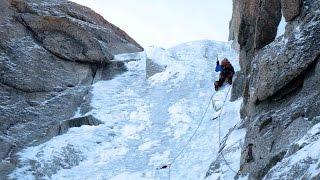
9;40;242;179
0;0;142;178
264;121;320;179
231;0;320;178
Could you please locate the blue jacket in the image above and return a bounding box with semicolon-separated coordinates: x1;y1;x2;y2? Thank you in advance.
215;65;222;72
215;62;235;78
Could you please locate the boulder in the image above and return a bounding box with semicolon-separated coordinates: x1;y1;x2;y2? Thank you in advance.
248;18;320;104
11;0;143;59
55;115;103;136
146;58;167;78
93;61;128;82
281;0;302;22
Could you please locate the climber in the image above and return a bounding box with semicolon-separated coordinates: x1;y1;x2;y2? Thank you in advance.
214;58;235;91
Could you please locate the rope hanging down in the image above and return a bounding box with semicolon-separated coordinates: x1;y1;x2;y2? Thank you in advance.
158;85;239;179
216;86;239;175
157;91;215;178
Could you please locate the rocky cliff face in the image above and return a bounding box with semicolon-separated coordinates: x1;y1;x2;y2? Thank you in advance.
0;0;143;177
230;0;320;179
228;0;241;50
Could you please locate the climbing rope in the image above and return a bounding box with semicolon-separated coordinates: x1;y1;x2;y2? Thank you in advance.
216;85;240;175
157;85;239;179
157;91;215;179
217;86;231;145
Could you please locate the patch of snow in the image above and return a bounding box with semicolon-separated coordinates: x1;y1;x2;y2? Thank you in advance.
110;172;153;180
166;98;194;139
73;107;82;118
294;25;303;40
148;150;171;168
145;46;174;66
114;51;146;61
277;14;286;37
122;124;145;140
138;140;161;151
148;64;189;86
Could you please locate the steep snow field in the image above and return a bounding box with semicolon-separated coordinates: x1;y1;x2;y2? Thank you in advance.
10;40;244;179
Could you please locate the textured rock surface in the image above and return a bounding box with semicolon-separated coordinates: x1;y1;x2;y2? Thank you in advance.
281;0;302;22
264;121;320;179
232;0;282;107
229;0;320;179
228;0;240;42
146;58;167;78
11;0;143;62
228;0;240;50
230;71;245;101
58;115;102;135
253;0;282;51
0;0;143;178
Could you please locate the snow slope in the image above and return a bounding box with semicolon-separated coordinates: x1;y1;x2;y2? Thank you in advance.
10;40;244;180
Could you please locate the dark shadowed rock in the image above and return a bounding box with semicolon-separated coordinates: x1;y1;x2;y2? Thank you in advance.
230;71;245;101
229;0;241;49
56;115;102;136
0;0;143;178
254;0;282;51
232;0;282;112
146;58;167;78
281;0;302;22
93;61;128;82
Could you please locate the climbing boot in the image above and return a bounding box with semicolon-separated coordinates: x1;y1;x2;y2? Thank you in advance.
214;81;219;91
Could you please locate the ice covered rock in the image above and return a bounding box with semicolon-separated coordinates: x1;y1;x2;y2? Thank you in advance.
230;0;320;178
0;0;143;178
264;122;320;179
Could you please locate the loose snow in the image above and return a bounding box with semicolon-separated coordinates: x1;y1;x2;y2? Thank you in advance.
10;40;244;180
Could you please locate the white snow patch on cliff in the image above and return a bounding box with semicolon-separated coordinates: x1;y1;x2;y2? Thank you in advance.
264;122;320;179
